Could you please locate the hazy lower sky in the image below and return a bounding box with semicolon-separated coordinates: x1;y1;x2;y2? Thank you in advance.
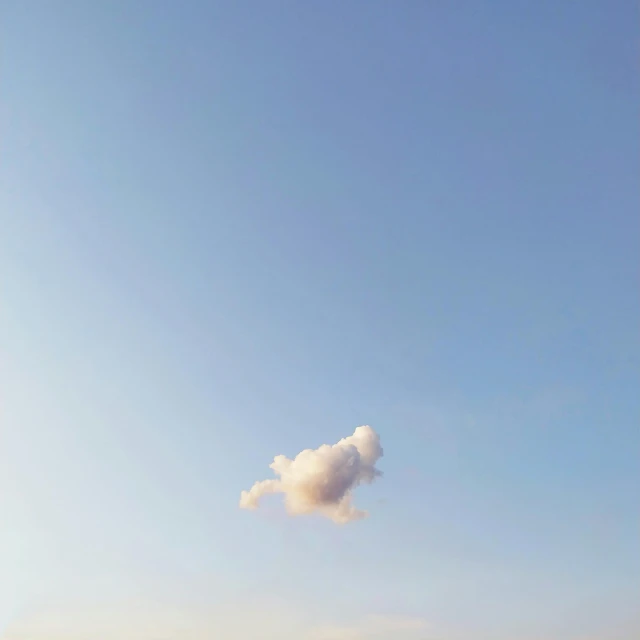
2;2;639;639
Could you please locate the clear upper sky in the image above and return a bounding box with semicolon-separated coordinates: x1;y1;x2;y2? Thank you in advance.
1;2;639;639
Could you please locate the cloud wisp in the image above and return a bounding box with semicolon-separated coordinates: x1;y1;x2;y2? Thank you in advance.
308;614;430;639
239;425;383;524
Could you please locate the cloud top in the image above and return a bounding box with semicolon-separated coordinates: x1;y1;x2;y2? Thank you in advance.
240;425;383;524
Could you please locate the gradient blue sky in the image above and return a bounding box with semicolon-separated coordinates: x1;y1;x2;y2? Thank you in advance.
1;2;639;638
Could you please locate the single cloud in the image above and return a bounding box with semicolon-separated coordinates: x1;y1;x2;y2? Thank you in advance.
239;425;383;524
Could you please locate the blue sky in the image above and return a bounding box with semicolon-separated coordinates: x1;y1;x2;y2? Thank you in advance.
1;1;638;638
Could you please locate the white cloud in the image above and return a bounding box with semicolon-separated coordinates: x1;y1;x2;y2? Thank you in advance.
240;425;383;524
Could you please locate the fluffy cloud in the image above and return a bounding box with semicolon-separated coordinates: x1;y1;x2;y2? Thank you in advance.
239;425;383;524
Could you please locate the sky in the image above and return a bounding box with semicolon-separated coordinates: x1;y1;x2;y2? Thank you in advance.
1;1;639;638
